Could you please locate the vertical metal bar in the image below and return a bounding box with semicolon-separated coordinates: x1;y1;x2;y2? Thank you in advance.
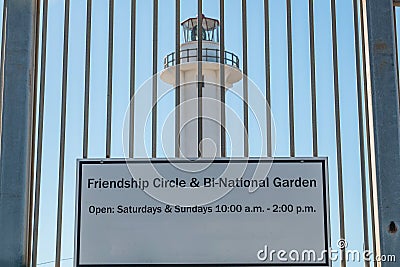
286;0;295;157
152;0;158;158
309;0;318;157
197;0;202;158
129;0;136;158
242;0;249;157
393;7;400;109
364;0;400;264
27;0;41;263
32;0;48;265
106;0;114;158
220;0;226;157
83;0;92;159
0;0;7;152
330;0;346;265
353;0;370;266
360;1;377;265
264;0;271;157
175;0;180;158
55;0;70;265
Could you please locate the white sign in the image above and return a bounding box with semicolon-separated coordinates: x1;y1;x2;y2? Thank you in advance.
75;158;330;266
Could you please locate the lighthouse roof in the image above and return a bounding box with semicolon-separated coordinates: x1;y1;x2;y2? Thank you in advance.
181;14;219;31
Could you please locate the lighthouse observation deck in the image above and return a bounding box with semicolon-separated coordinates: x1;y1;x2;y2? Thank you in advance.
163;15;240;69
164;46;240;69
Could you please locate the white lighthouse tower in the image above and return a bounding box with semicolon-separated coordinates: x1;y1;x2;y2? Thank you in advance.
161;15;242;158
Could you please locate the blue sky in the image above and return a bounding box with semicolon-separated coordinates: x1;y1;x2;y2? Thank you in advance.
3;0;383;266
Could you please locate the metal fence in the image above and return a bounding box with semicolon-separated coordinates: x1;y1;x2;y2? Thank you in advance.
0;0;399;266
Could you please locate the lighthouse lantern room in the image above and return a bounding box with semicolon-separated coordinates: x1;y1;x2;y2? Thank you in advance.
181;15;220;43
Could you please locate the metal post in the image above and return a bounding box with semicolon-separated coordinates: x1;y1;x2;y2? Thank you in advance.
330;0;346;265
360;1;378;265
353;0;371;266
32;0;49;265
175;0;180;158
55;0;70;265
364;0;400;264
152;0;158;158
106;0;114;158
0;0;36;266
129;0;136;158
220;0;226;158
286;0;295;157
242;0;249;157
197;0;202;158
309;0;318;157
264;0;271;157
83;0;92;159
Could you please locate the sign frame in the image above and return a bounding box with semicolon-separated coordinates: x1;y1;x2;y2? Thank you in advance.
75;157;331;267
